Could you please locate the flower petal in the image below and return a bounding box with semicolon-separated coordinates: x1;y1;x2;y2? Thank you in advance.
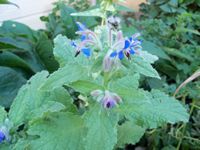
81;48;91;57
76;22;87;31
132;33;141;39
118;51;124;60
129;48;135;54
81;35;87;41
0;131;5;143
132;39;142;46
124;40;130;49
110;51;117;57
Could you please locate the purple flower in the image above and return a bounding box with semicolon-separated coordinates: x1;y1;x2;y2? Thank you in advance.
91;90;122;109
102;91;122;109
103;97;117;108
0;131;5;143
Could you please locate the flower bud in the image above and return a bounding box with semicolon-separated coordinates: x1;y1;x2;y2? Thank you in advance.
90;90;103;97
103;55;114;72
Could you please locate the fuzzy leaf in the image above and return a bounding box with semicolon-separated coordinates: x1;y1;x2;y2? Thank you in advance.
47;87;75;111
9;71;65;127
117;89;189;128
71;8;105;18
69;80;104;95
26;112;85;150
131;55;160;79
40;63;88;91
84;104;119;150
109;74;145;103
0;106;7;124
117;121;145;148
139;51;159;64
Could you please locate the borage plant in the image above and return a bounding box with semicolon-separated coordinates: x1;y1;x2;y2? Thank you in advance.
0;17;189;150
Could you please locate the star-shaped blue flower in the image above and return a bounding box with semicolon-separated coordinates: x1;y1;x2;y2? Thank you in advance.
110;34;142;60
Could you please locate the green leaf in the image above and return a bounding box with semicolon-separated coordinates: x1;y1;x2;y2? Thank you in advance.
117;121;145;148
110;74;140;90
0;106;7;124
69;80;104;95
117;90;189;128
0;144;10;150
142;40;170;60
0;21;36;41
26;112;86;150
109;73;146;103
139;50;158;64
35;33;58;72
47;87;75;110
59;3;77;38
0;51;34;73
9;71;65;127
40;63;88;91
163;47;193;62
160;4;173;13
0;37;32;51
0;0;18;7
84;104;119;150
0;67;26;108
71;8;105;18
130;55;160;79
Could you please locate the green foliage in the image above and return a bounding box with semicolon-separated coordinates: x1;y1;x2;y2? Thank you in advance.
127;0;200;149
83;104;118;150
117;121;145;148
9;71;65;127
0;0;18;7
28;112;85;150
0;28;188;149
0;67;26;107
40;1;98;39
0;21;59;107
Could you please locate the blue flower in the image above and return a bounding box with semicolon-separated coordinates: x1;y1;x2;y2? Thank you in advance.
71;22;97;58
76;22;88;41
72;42;91;57
0;131;5;143
110;33;142;60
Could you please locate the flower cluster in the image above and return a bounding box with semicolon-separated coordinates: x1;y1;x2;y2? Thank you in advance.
91;90;122;109
110;33;142;60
